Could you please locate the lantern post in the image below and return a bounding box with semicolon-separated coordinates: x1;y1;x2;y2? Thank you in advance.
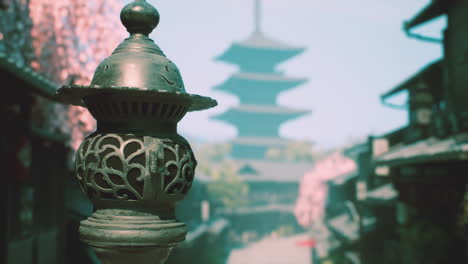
56;1;217;263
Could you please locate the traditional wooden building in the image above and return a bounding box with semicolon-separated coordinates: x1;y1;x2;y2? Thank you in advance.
346;138;399;264
323;171;362;264
372;0;468;262
0;2;98;263
0;48;70;264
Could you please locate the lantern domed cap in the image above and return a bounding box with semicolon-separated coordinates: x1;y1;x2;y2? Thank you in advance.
55;0;217;112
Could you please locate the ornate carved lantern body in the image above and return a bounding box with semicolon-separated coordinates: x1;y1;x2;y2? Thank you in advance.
56;1;216;263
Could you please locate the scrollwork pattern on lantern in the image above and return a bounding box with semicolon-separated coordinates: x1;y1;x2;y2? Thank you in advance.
158;139;195;195
75;133;196;201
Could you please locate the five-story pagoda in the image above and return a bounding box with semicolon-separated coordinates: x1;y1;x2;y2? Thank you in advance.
212;1;311;238
213;0;309;160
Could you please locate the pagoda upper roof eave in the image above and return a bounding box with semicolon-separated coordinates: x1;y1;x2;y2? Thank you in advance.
215;44;305;65
216;105;310;115
218;72;308;84
226;30;305;50
214;73;308;92
215;31;306;65
212;106;310;123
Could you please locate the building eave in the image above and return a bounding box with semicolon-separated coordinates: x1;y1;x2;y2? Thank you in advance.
403;0;447;30
0;52;59;101
381;59;443;102
374;133;468;166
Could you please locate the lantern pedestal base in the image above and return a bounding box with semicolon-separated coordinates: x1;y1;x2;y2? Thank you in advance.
79;209;186;264
91;246;174;264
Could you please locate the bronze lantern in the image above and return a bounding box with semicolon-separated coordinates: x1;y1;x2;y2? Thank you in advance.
56;1;217;263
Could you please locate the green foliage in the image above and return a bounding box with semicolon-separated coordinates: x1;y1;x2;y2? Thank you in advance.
192;140;329;209
194;143;232;163
194;143;249;209
206;176;249;209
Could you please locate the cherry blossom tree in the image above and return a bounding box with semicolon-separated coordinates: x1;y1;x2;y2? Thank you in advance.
29;0;125;150
294;152;357;227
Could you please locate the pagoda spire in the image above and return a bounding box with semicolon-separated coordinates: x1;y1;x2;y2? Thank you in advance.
255;0;261;33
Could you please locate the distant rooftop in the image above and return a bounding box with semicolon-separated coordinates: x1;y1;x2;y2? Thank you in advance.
232;136;289;146
235;159;311;182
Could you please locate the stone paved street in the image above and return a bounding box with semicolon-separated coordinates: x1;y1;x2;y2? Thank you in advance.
227;234;312;264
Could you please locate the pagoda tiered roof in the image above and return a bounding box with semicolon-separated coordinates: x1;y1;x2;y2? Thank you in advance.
225;104;309;114
214;104;308;125
216;31;305;72
214;72;307;104
237;31;304;50
214;105;309;139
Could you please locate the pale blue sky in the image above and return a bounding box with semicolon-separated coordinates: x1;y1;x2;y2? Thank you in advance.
143;0;445;149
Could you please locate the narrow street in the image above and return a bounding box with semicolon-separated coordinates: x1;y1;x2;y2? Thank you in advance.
228;234;312;264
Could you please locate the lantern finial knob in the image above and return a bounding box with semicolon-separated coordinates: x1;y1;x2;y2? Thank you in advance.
120;0;160;36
